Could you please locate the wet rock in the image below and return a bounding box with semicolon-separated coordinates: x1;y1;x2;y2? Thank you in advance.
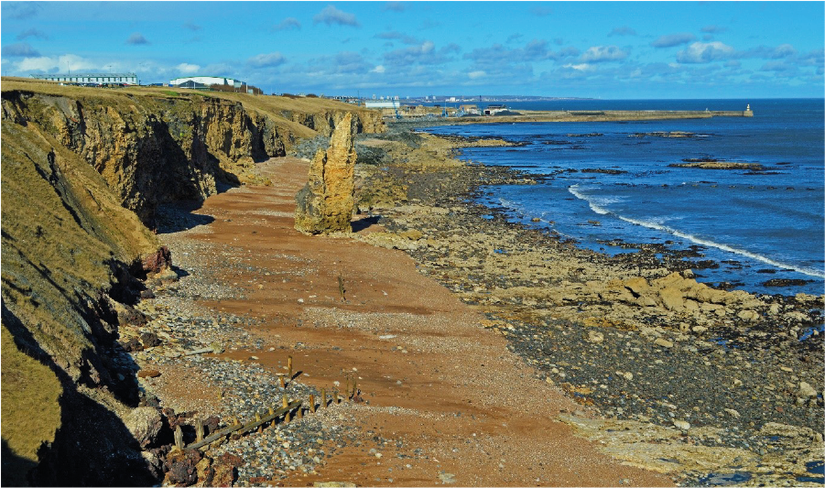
124;406;164;448
295;113;357;234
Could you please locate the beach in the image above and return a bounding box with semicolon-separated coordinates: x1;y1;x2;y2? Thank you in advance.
126;126;823;486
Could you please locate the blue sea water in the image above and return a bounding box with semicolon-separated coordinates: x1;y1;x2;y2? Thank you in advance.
423;99;825;296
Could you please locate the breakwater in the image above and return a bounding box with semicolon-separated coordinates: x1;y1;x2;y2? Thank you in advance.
417;108;754;125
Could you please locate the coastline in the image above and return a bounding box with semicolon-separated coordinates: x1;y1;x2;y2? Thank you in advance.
127;123;823;486
353;125;824;485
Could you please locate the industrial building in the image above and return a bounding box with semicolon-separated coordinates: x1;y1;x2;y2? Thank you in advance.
169;76;246;89
30;72;138;85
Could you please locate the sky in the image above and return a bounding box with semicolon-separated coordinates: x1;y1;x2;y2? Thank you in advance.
2;1;823;99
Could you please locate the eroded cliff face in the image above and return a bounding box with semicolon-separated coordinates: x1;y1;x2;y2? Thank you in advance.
1;88;383;224
0;80;385;485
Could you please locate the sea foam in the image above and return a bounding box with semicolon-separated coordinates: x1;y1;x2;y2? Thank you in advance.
568;184;825;279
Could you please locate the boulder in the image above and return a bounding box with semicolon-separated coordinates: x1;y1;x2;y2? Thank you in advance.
124;406;164;448
164;448;203;486
142;246;172;275
295;113;357;234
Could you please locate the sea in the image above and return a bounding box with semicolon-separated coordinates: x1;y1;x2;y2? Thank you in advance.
422;99;825;297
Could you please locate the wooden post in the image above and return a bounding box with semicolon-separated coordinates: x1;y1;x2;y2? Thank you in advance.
288;355;293;378
284;410;291;423
282;393;289;409
269;406;274;416
174;425;183;449
334;389;340;404
351;378;357;400
309;394;316;413
345;376;351;398
279;375;286;389
196;419;204;443
297;407;303;420
321;388;327;409
233;416;241;426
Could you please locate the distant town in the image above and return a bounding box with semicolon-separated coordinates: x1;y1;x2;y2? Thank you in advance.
28;72;597;119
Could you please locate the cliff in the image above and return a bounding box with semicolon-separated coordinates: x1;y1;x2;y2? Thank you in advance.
0;77;384;485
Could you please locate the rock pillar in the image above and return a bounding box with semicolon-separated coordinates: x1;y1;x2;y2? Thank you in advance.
294;113;357;234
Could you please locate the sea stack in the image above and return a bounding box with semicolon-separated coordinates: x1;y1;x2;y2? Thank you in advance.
294;113;357;234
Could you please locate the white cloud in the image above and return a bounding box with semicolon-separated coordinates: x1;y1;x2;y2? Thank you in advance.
176;63;201;74
580;46;628;63
676;42;735;63
17;54;96;73
468;70;486;79
564;63;595;72
371;65;386;74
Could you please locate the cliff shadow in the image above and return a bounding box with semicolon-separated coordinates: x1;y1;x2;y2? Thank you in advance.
352;215;383;233
153;200;216;234
1;303;158;486
2;439;37;487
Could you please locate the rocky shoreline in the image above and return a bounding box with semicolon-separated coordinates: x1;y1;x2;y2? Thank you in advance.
353;125;824;486
116;123;823;487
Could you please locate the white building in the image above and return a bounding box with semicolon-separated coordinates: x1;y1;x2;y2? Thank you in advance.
31;72;138;85
364;100;400;109
169;76;246;89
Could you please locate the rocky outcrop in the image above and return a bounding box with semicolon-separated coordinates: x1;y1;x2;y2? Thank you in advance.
294;113;357;234
1;84;383;225
0;79;384;486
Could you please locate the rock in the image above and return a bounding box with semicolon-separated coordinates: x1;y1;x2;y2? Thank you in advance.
438;472;457;484
654;337;674;348
737;309;760;322
799;381;818;398
142;246;172;275
295;113;357;234
164;448;203;486
194;457;214;487
724;408;741;418
140;331;162;348
119;336;143;352
137;369;161;378
124;406;164;448
658;287;684;311
624;277;650;296
673;420;690;431
587;330;605;344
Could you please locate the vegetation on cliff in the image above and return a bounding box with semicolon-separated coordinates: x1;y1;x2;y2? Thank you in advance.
0;77;383;485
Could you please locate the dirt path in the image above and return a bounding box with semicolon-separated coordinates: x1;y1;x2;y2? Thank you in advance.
158;156;673;487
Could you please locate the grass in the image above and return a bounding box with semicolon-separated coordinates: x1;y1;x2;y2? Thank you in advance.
1;325;63;486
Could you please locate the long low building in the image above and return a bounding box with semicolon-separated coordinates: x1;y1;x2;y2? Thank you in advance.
169;76;246;89
30;72;138;85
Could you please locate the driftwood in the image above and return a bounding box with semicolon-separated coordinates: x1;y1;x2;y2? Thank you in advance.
186;400;301;450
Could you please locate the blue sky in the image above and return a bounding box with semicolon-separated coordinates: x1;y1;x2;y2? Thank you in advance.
2;1;823;98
